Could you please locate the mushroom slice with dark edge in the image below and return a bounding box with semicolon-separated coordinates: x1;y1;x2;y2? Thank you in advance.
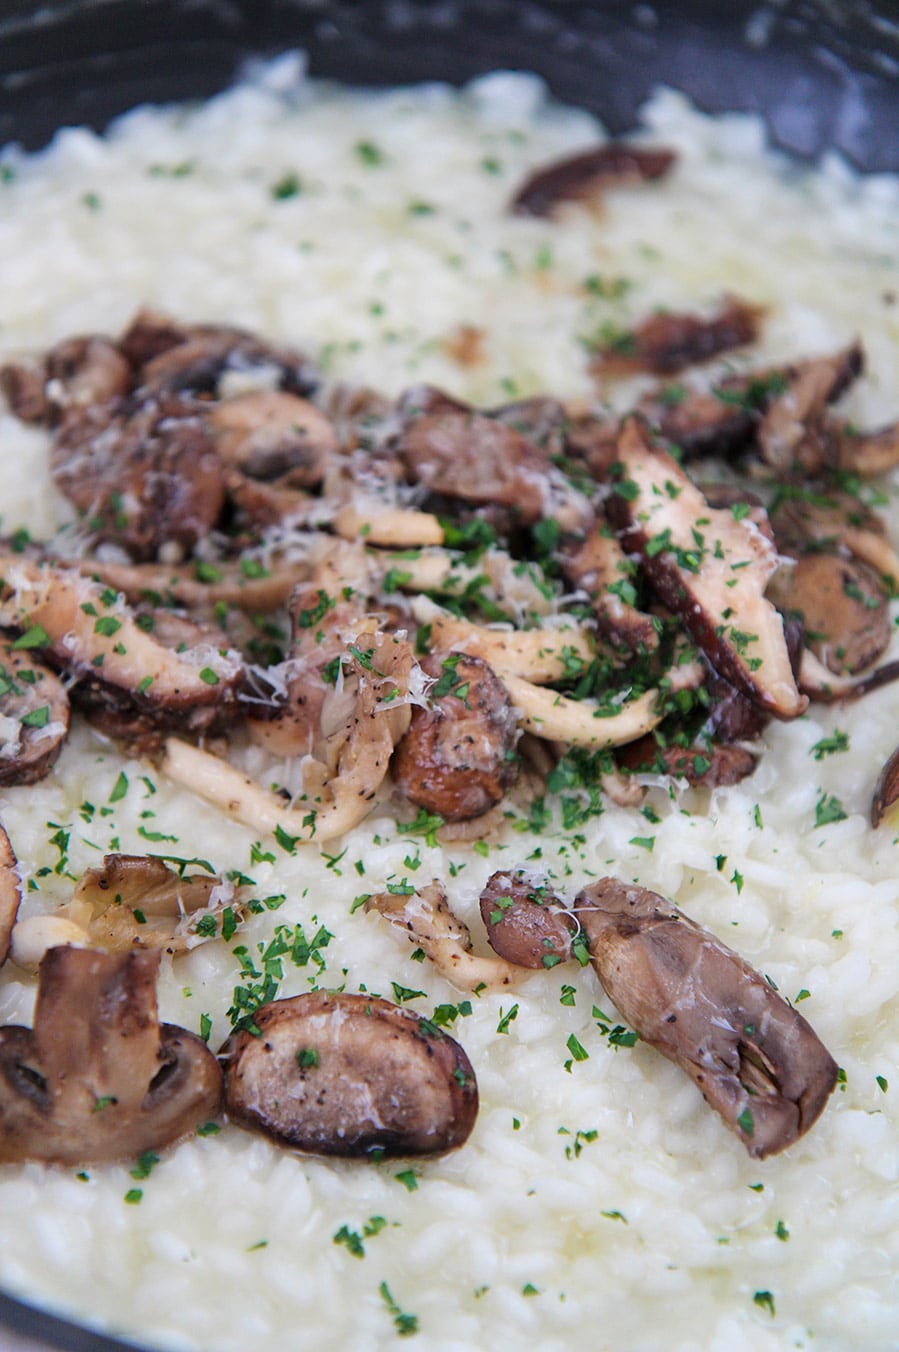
0;638;69;785
607;416;806;720
510;143;675;217
206;390;336;487
223;991;477;1157
767;553;890;677
835;419;899;477
757;342;864;474
0;824;20;968
479;870;576;970
391;652;519;822
591;295;763;378
0;334;131;426
575;878;838;1158
769;489;899;586
0;946;222;1165
871;745;899;828
560;518;659;653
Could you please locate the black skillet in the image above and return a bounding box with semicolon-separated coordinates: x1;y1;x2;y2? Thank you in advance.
0;0;896;1347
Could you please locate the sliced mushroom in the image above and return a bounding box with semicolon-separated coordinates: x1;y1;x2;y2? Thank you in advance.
68;854;236;955
50;392;226;561
398;408;590;531
608;417;806;719
0;824;21;968
768;553;890;676
769;490;899;585
206;391;336;487
0;946;222;1164
835;419;899;477
871;745;899;828
561;521;659;652
412;601;596;683
479;870;574;969
0;639;69;785
592;296;763;378
757;343;864;474
135;322;318;400
575;878;838;1158
366;880;524;990
0;556;243;735
511;143;675;217
223;990;477;1157
618;736;759;787
73;553;310;616
391;652;519;822
1;335;131;426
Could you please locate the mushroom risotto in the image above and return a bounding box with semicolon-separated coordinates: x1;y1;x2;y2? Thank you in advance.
0;54;897;1352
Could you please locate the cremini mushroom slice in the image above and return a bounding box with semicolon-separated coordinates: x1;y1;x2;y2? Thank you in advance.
366;880;524;990
767;553;890;676
510;142;675;217
0;555;243;726
69;854;237;955
797;646;899;703
206;390;335;487
769;489;899;586
0;638;69;786
479;870;575;970
0;824;21;969
0;946;223;1165
391;652;519;821
835;419;899;477
223;990;477;1157
0;334;131;425
575;878;839;1158
592;295;763;378
608;416;806;719
871;745;899;828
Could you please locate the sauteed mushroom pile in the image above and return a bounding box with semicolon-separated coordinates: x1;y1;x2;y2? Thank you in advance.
1;140;897;1168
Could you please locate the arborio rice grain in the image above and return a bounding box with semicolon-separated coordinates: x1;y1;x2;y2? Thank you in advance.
0;53;897;1352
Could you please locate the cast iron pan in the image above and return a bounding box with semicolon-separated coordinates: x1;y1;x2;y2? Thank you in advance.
0;1;896;1347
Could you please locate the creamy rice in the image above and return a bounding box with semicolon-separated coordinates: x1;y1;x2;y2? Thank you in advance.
0;53;897;1352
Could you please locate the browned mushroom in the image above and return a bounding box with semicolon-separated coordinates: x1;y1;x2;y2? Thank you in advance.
511;143;675;217
0;638;69;785
222;990;477;1157
0;946;222;1164
617;736;759;787
206;391;336;488
607;417;806;719
135;321;318;400
50;392;226;561
767;553;890;676
479;870;574;969
592;296;763;378
769;489;899;585
0;334;130;426
560;519;659;652
835;419;899;477
871;745;899;828
398;408;591;531
0;824;20;969
575;878;838;1158
757;343;864;474
392;652;519;821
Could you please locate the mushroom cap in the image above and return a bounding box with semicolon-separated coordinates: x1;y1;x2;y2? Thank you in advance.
223;991;478;1157
0;946;222;1165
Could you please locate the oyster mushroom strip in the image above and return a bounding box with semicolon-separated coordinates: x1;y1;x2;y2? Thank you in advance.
410;596;596;683
0;946;222;1165
223;990;477;1157
0;637;69;786
367;544;557;619
163;629;415;844
757;342;863;474
332;502;445;548
11;855;241;970
366;881;526;991
73;553;312;615
0;555;243;712
0;824;21;968
573;879;839;1159
510;141;675;217
498;642;704;749
607;416;806;720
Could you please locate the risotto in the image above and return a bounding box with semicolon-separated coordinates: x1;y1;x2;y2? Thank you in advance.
0;53;897;1352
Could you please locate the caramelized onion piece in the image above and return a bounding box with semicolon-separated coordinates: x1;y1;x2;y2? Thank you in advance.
0;947;222;1165
223;991;477;1157
511;143;675;217
479;870;574;969
0;824;20;969
608;417;806;719
576;878;838;1158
